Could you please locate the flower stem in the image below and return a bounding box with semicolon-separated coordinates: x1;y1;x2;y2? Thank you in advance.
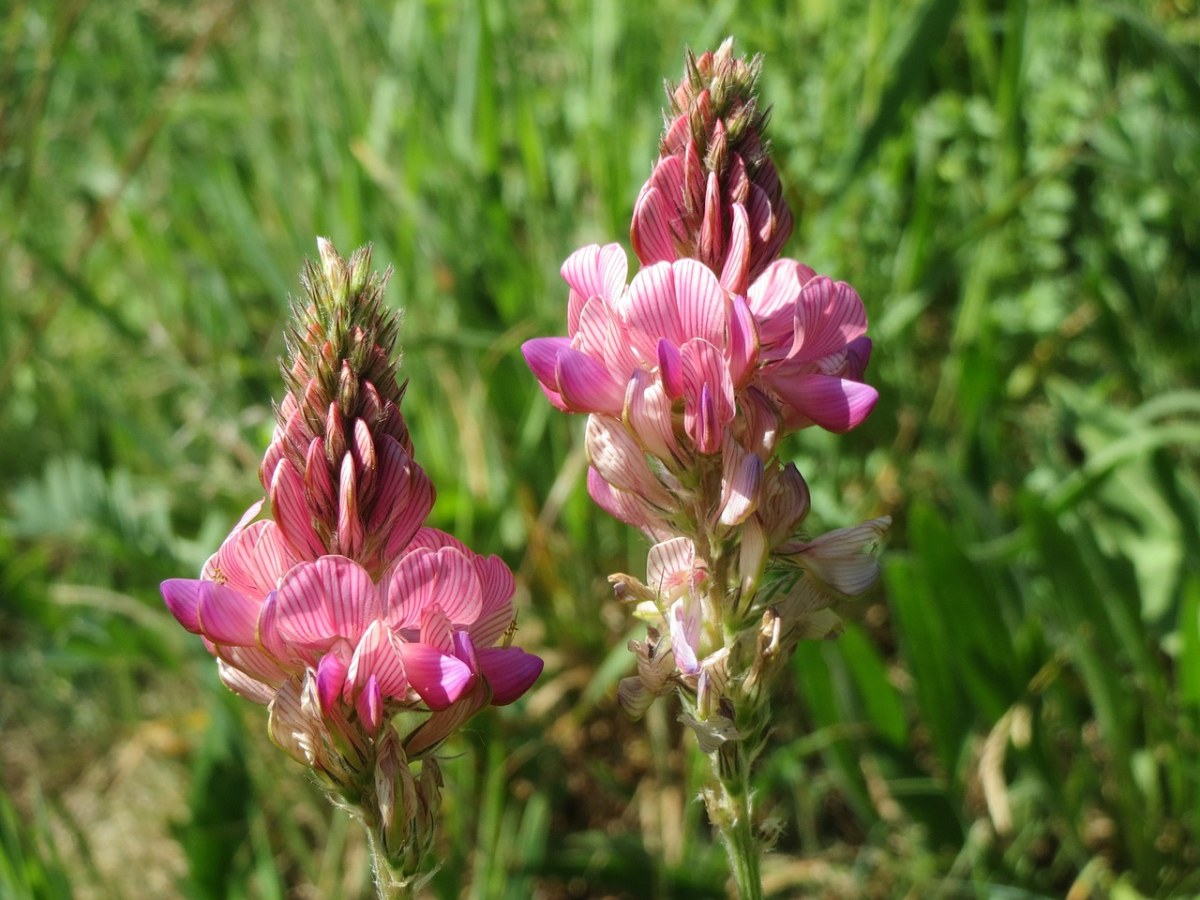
710;742;763;900
366;825;417;900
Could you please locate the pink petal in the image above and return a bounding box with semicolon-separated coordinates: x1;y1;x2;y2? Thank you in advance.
586;467;673;541
403;683;489;757
624;262;683;355
727;293;759;387
304;438;336;523
717;441;763;528
386;547;482;629
625;369;680;463
374;439;436;558
631;186;679;266
792;517;891;595
216;660;277;706
719;202;751;295
561;243;628;306
470;556;516;647
657;339;685;399
772;373;878;433
336;453;364;558
789;277;868;365
476;647;544;705
351;418;377;501
681;340;735;454
673;259;726;349
196;580;262;645
270;458;327;560
398;643;477;710
356;674;383;733
646;537;696;598
585;415;674;508
555;347;626;414
669;598;700;676
348;620;408;699
522;337;571;395
698;171;724;270
161;579;203;633
273;556;377;648
316;651;348;714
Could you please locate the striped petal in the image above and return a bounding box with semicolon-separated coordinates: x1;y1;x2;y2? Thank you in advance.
386;547;482;629
196;580;261;645
273;556;377;648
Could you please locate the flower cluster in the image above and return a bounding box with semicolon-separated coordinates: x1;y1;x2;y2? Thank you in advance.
162;241;542;886
523;39;888;896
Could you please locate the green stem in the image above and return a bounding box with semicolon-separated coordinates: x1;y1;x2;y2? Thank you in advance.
710;743;763;900
366;824;417;900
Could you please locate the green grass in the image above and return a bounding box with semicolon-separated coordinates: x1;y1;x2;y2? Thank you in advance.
2;0;1199;896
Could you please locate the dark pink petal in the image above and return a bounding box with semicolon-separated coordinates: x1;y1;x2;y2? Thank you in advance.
374;439;436;559
351;418;377;502
304;438;336;523
790;277;868;365
316;651;349;714
719;202;752;295
356;674;383;733
336;453;364;559
522;337;571;396
673;259;726;349
398;643;477;710
657;339;685;399
844;336;873;381
273;555;377;648
161;579;203;633
270;458;326;560
727;293;759;387
555;347;626;414
772;373;879;433
476;647;544;705
197;580;262;645
699;171;724;270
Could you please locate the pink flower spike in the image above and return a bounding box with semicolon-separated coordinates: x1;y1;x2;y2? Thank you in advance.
476;647;544;705
316;651;349;714
397;643;476;710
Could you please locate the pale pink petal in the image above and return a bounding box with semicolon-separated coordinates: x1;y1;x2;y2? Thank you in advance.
351;418;377;501
469;556;516;647
216;659;277;706
717;440;762;527
585;415;675;508
772;373;878;433
476;647;544;705
336;453;364;559
218;644;292;691
561;243;628;305
404;683;489;757
625;369;680;463
760;462;811;545
212;520;294;599
698;171;724;270
790;517;891;595
646;537;696;599
669;598;700;676
586;468;665;537
304;438;336;523
681;339;735;454
398;643;477;710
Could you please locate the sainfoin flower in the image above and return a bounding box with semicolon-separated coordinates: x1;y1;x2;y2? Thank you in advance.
523;38;889;900
162;240;542;892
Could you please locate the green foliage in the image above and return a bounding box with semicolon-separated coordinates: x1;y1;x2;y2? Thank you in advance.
1;0;1198;896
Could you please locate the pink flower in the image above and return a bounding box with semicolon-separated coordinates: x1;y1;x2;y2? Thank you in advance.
163;525;541;736
523;244;758;455
747;260;879;433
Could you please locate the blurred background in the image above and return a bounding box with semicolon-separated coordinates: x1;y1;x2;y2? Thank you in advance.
2;0;1198;897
